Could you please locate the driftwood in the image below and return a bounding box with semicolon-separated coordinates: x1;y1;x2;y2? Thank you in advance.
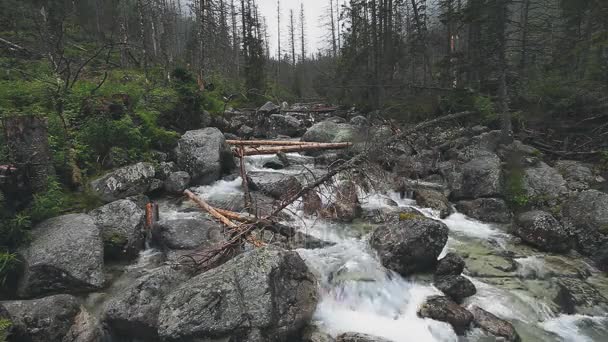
237;142;353;156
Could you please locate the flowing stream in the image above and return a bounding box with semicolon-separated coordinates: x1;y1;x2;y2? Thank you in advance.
143;152;608;341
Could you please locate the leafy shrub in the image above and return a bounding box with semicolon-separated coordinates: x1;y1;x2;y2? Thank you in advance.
504;168;530;209
29;177;69;223
0;317;11;342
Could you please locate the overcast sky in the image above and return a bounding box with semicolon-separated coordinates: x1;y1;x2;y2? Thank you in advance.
257;0;333;57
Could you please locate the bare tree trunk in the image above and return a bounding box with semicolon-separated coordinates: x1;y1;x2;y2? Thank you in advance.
137;0;149;78
289;9;296;66
330;0;337;58
496;0;511;143
277;0;281;78
519;0;530;75
299;3;306;62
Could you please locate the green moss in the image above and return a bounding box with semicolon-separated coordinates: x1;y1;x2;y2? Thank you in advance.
504;167;530;209
399;213;424;221
105;233;127;247
0;318;11;342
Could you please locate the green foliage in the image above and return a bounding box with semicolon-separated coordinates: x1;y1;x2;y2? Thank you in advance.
399;213;424;221
0;252;18;286
504;168;530;209
29;177;69;223
0;317;11;342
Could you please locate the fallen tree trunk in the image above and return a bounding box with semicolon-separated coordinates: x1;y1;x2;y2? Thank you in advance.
214;207;296;237
227;140;322;146
238;142;353;156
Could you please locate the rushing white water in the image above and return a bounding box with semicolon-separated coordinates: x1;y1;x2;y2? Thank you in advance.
149;153;608;342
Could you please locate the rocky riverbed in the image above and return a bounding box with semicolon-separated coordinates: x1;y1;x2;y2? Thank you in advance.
1;102;608;342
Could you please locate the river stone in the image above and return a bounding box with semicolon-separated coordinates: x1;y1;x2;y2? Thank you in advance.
90;162;162;202
522;162;568;201
63;306;105;342
174;127;236;185
163;171;191;194
237;125;255;138
554;160;600;191
18;214;104;297
414;189;452;218
302;325;335;342
370;217;449;276
89;199;145;260
513;211;571;253
455;198;512;223
325;181;362;223
263;156;287;170
2;294;81;342
435;253;466;276
247;171;303;200
258;101;281;114
269;114;303;137
418;295;473;335
301;121;355;143
554;278;608;315
155;161;177;180
152;217;224;250
102;266;190;340
157;247;318;341
457;154;502;199
562;190;608;269
394;150;439;179
434;275;477;303
337;332;392;342
469;306;520;342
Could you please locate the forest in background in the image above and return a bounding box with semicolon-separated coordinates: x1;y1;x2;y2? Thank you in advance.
0;0;607;289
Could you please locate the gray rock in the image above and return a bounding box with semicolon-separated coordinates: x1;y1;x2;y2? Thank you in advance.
18;214;104;297
63;308;105;342
155;161;177;180
90;162;162;202
349;115;369;127
434;275;477;303
174;128;236;185
394;150;439;179
102;266;190;339
325;181;362;223
436;253;466;276
2;294;81;342
303;191;323;215
562;190;608;265
469;306;520;342
554;278;608;315
258;101;281;114
157;247;318;341
337;332;391;342
455;198;512;223
263;156;286;170
522;162;568;201
414;189;452;218
370;217;449;276
302;325;335;342
269;114;303;137
457;154;502;199
555;160;598;191
89;199;145;260
302;121;355;143
152;218;223;250
237;124;254;138
514;211;571;253
418;295;473;335
163;171;191;194
247;171;302;200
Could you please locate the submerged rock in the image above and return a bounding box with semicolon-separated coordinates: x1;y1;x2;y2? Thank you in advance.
174;127;235;185
247;171;302;200
513;211;571;253
435;252;466;276
434;275;477;303
370;217;449;276
337;332;392;342
418;295;473;335
455;198;512;223
90;162;162;202
469;306;520;342
90;199;145;260
103;266;190;340
2;294;83;342
18;214;104;297
158;247;318;341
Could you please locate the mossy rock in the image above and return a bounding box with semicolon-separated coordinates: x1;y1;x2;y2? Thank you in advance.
399;212;424;221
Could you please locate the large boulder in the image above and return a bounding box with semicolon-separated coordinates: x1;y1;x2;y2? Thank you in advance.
163;171;191;194
102;266;190;340
248;171;303;200
562;190;608;266
418;295;473;335
269;114;304;137
555;160;604;191
18;214;104;297
394;150;439;179
456;154;502;199
89;199;145;260
455;198;512;223
369;217;449;276
513;211;571;253
1;294;92;342
337;332;392;342
302;121;355;143
522;162;568;201
434;275;477;303
174;128;236;185
414;189;452;218
554;278;608;315
157;247;318;341
435;253;466;276
469;306;520;342
90;162;162;202
152;217;224;251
